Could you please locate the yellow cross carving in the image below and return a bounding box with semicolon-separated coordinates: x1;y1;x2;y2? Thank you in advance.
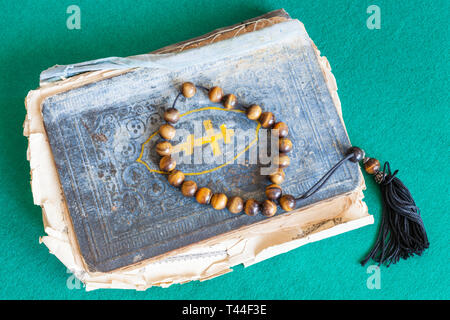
173;120;234;156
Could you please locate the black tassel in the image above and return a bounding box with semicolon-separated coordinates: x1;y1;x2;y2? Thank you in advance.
361;161;429;266
290;147;429;267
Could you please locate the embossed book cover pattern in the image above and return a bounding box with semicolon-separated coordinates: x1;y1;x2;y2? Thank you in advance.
42;25;359;271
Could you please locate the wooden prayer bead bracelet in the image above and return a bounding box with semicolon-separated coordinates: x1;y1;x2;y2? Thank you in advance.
154;82;298;217
157;88;428;267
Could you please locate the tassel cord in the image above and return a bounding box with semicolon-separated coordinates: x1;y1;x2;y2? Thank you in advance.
361;161;429;266
295;153;354;201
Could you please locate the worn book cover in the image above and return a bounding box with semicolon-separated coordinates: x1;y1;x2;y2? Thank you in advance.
24;9;372;290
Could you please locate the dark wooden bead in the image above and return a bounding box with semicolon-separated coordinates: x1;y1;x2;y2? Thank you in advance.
168;170;185;187
181;82;196;98
156;141;173;156
164;108;180;124
273;122;289;138
159;124;176;140
280;194;296;211
364;158;381;175
181;180;197;197
348;146;365;163
275;153;290;168
265;184;282;201
244;199;260;216
211;193;228;210
196;187;212;204
209;86;223;103
159;155;176;172
246;104;262;120
279;138;293;153
261;200;277;217
269;169;285;184
223;94;236;109
259;112;275;128
227;196;244;214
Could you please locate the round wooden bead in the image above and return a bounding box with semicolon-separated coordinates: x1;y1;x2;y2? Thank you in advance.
280;194;296;211
273;122;289;138
279;138;293;153
348;146;365;163
210;193;228;210
261;200;277;217
275;153;290;168
181;82;196;98
223;94;236;109
181;180;197;197
159;124;176;140
259;112;275;128
265;184;282;201
246;104;262;120
168;170;185;187
364;158;381;175
163;108;180;124
227;196;244;214
244;199;260;216
196;187;212;204
156;141;173;156
269;169;285;184
209;86;223;103
159;155;176;172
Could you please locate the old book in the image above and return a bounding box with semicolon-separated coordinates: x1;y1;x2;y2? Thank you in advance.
24;9;372;290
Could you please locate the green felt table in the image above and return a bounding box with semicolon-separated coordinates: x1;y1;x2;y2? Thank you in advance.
0;0;448;300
